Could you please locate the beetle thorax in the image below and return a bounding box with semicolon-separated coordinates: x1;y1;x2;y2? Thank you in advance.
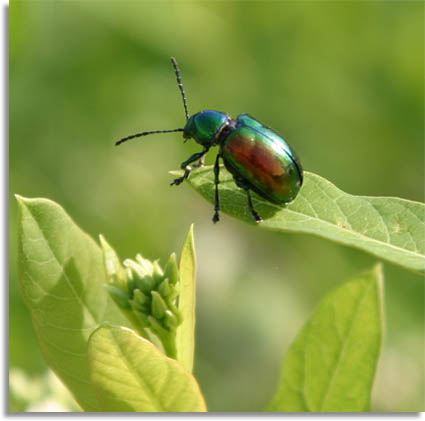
183;110;232;147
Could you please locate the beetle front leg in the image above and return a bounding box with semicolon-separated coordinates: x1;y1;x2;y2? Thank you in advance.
192;153;206;169
212;154;221;223
171;149;208;186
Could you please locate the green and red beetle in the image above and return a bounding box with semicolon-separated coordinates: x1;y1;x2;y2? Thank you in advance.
116;57;303;223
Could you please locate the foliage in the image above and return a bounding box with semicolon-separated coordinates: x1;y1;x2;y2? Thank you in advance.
266;265;383;412
16;195;125;411
10;1;424;412
87;325;206;412
179;167;425;273
16;194;414;412
16;195;202;412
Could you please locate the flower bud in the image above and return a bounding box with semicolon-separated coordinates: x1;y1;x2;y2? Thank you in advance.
124;259;155;294
105;285;130;309
164;310;178;329
151;291;167;320
158;278;171;298
135;254;154;275
153;260;164;288
164;253;179;286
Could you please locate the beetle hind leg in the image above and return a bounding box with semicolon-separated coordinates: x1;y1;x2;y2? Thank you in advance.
212;154;221;223
246;189;263;223
234;178;263;223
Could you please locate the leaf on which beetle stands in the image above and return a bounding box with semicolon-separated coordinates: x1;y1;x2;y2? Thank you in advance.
172;166;425;274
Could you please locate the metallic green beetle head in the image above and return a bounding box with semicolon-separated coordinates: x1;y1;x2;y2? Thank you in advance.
183;110;230;147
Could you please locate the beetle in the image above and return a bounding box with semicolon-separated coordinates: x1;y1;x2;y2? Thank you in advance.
116;57;303;223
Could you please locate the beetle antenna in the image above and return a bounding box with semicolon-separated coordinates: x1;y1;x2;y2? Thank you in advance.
171;57;190;121
115;128;184;146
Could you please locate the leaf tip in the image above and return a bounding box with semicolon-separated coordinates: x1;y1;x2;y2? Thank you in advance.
15;195;37;219
188;223;194;236
99;234;118;258
180;224;196;262
14;194;27;206
98;234;107;249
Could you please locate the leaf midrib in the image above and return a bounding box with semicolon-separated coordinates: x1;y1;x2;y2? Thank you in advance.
107;329;164;412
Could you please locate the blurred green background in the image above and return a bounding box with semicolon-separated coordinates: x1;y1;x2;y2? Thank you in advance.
10;0;424;412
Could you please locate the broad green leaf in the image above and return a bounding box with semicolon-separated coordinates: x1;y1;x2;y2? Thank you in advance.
87;325;207;412
266;264;384;412
175;224;196;372
16;195;127;411
178;166;425;273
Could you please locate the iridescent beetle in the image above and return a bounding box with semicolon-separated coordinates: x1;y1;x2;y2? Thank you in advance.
116;57;303;223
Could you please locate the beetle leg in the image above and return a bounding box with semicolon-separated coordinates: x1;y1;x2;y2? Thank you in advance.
234;178;263;223
171;149;208;186
246;189;263;223
171;168;190;186
212;154;221;223
192;153;206;168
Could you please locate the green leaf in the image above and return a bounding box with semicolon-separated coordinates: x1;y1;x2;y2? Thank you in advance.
16;195;127;411
266;264;384;412
178;167;425;273
176;224;196;373
87;325;207;412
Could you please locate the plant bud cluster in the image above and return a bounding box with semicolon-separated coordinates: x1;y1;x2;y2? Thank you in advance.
123;254;182;335
100;235;182;358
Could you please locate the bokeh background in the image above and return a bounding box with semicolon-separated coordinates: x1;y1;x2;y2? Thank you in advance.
10;0;424;412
